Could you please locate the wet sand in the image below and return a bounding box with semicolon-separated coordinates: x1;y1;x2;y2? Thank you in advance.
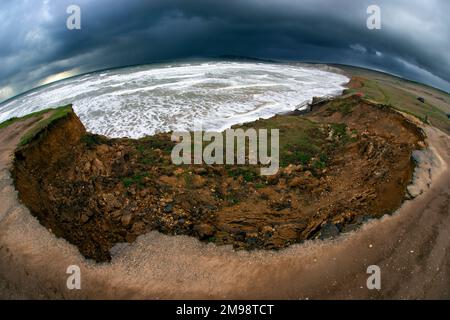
0;117;449;299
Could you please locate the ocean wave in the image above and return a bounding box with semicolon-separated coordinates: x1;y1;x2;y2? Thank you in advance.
0;62;349;138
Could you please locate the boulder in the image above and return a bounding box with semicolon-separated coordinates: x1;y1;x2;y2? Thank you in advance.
121;213;133;227
193;223;215;239
318;223;340;240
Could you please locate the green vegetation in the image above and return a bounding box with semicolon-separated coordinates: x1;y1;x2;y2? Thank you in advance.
82;134;109;149
0;106;70;130
182;172;194;186
136;146;162;165
239;116;329;169
122;172;149;188
225;193;240;205
329;123;355;145
139;135;174;153
19;105;73;146
135;135;175;165
328;99;354;115
227;166;258;182
338;65;450;134
280;126;327;167
313;153;329;170
367;79;448;128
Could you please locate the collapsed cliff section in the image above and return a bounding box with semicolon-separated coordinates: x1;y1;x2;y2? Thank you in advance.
12;95;425;262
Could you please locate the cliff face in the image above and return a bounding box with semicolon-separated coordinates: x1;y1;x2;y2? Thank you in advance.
13;110;86;238
14;110;85;166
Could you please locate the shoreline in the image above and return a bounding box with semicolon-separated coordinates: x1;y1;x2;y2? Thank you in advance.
0;62;350;138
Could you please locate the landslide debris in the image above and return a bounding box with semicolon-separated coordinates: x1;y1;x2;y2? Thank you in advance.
12;95;425;262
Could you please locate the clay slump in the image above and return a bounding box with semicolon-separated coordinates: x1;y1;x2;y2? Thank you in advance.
12;96;424;262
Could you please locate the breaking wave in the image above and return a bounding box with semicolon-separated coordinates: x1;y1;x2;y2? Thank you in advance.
0;62;349;138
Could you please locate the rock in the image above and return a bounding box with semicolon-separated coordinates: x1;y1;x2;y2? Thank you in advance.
139;189;150;197
341;223;360;233
80;213;90;224
411;150;424;163
159;175;178;186
354;215;371;224
406;185;423;199
93;158;103;167
96;144;110;155
217;223;240;234
233;230;246;242
326;130;334;142
92;158;105;173
163;203;173;213
193;223;215;239
131;222;146;233
288;177;304;188
194;167;207;175
366;142;375;158
191;175;206;188
266;173;279;185
276;224;297;239
101;193;121;212
83;161;91;172
174;168;184;175
60;211;76;222
271;198;291;211
111;210;122;219
417;141;426;149
121;213;133;227
260;225;274;235
284;164;299;176
318;223;340;240
126;234;137;243
246;233;259;245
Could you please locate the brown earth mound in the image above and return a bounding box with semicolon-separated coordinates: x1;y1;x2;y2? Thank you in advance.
12;95;425;262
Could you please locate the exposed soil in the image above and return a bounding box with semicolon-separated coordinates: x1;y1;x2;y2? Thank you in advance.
12;95;425;262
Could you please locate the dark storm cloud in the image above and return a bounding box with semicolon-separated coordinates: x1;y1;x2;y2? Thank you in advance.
0;0;449;102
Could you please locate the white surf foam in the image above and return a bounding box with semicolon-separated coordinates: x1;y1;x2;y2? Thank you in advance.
0;62;349;138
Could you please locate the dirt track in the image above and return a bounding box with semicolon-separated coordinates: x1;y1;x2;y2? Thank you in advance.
0;114;449;299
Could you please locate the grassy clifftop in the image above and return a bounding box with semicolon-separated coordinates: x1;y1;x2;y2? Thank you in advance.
0;105;73;146
338;65;450;134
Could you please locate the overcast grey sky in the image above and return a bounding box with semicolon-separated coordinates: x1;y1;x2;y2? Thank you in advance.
0;0;449;103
